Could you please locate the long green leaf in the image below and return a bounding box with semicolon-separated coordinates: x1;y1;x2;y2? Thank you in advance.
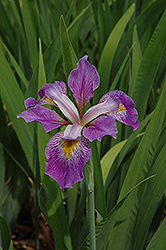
0;144;5;207
91;141;106;217
79;175;155;250
107;81;166;250
132;10;166;120
93;4;135;103
3;44;28;90
131;25;142;95
133;128;166;250
0;216;13;250
21;0;39;71
0;51;34;170
112;0;166;82
104;112;153;191
146;217;166;250
60;15;78;78
101;139;127;185
42;175;72;250
109;44;134;91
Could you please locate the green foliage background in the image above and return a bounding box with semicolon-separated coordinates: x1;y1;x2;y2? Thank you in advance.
0;0;166;249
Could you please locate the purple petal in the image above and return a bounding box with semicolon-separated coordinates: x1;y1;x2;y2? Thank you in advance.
63;123;83;140
45;132;91;190
45;84;80;123
38;83;52;98
38;81;67;98
83;116;118;142
17;105;68;132
68;55;100;116
25;82;67;109
81;98;118;126
99;90;140;131
24;97;49;108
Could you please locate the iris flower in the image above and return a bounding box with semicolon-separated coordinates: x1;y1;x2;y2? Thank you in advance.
17;56;139;190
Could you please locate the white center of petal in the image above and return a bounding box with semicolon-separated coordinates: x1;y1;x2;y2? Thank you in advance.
81;99;118;126
63;123;83;140
45;86;80;123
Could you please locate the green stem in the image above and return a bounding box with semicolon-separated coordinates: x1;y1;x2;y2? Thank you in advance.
88;159;96;250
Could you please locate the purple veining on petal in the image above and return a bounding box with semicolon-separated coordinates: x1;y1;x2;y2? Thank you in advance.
38;83;52;98
25;82;67;109
45;132;91;190
17;105;68;132
38;81;67;98
99;90;140;131
63;123;83;140
24;97;50;108
68;55;100;116
45;84;80;123
83;116;118;141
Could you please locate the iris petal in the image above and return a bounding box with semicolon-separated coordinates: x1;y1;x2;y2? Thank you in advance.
45;84;80;123
45;132;91;190
17;105;68;132
68;55;100;116
38;81;67;98
99;90;140;130
83;116;118;141
25;81;67;109
81;98;118;126
63;123;83;140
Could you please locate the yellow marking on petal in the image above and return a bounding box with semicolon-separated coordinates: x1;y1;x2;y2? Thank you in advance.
44;95;55;105
62;140;79;160
118;104;126;112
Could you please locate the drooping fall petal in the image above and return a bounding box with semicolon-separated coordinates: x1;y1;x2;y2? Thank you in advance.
45;132;91;190
99;90;140;130
25;81;67;108
17;105;68;132
83;116;118;141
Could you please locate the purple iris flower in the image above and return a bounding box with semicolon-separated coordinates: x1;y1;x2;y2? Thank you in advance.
17;56;140;190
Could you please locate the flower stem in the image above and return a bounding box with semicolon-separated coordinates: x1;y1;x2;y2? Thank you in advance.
88;159;96;250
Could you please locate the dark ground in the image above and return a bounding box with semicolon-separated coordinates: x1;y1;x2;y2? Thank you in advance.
12;202;55;250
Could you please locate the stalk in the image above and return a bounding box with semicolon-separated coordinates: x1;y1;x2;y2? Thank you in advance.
88;159;96;250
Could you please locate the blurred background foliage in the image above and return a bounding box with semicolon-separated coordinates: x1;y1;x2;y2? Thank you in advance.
0;0;166;249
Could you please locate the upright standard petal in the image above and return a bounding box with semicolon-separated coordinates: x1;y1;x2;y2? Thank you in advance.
63;123;83;140
68;55;100;116
99;90;140;130
45;132;91;190
83;116;118;142
17;105;68;132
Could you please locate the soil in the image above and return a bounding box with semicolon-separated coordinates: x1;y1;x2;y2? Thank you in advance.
12;202;55;250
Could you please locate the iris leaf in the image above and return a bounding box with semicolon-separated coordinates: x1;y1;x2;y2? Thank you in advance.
146;217;166;250
107;81;166;250
0;216;14;250
60;15;78;78
94;3;135;103
21;0;39;71
79;175;155;250
132;10;166;121
0;51;34;170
